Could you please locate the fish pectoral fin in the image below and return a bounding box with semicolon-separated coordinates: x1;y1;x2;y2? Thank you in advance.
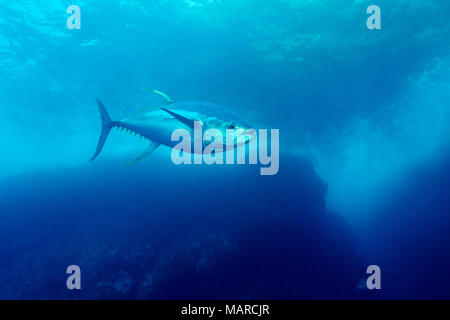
126;141;160;167
141;88;175;104
161;107;200;130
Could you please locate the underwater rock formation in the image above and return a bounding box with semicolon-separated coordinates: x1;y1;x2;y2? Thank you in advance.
0;154;364;299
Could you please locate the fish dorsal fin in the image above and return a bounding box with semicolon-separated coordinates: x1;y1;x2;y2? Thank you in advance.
141;88;175;104
161;107;200;130
126;141;160;166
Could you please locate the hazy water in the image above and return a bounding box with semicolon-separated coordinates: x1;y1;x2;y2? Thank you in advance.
1;0;450;299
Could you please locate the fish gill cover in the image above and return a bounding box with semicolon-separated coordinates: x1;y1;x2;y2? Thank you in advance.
0;0;449;299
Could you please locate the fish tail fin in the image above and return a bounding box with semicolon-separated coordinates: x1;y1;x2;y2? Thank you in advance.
90;98;114;161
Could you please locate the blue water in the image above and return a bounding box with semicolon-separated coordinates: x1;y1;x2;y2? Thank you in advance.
1;0;450;299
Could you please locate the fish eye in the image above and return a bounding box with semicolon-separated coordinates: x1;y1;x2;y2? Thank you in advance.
228;122;236;129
